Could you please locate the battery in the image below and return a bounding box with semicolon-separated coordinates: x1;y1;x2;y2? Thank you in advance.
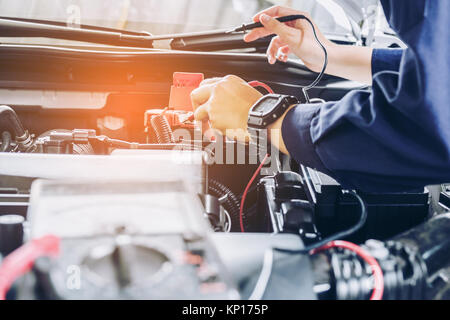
301;166;430;242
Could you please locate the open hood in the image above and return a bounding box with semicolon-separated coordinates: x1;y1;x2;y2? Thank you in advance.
332;0;379;26
267;0;380;44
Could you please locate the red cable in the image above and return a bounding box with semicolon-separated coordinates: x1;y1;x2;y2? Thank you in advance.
0;235;60;300
248;81;274;94
311;240;384;300
233;81;273;232
240;153;270;232
189;79;271;232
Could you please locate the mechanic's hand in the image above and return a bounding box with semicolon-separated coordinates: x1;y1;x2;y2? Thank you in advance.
244;6;334;72
191;75;262;142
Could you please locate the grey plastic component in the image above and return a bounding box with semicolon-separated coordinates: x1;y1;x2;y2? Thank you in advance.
211;233;316;300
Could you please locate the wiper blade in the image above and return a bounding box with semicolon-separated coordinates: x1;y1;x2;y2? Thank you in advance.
0;17;154;48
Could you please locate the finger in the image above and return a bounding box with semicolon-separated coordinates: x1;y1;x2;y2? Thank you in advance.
204;126;222;142
280;45;290;54
191;85;213;109
194;103;209;121
252;5;303;22
266;36;284;64
277;51;288;63
199;77;222;87
243;27;272;42
246;6;307;42
277;45;290;62
259;14;291;40
223;74;247;84
224;128;250;143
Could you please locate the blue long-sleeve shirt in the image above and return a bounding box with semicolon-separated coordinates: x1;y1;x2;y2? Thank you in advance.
282;0;450;192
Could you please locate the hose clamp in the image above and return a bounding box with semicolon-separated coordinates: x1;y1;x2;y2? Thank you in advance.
15;130;36;152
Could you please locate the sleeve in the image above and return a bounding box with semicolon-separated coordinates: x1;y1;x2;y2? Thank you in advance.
282;48;450;192
371;48;404;74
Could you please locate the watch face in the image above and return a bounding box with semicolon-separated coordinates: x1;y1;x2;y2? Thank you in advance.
252;96;279;114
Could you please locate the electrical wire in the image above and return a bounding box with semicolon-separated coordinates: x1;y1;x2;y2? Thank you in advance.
274;190;368;254
0;235;60;300
311;240;384;300
248;248;274;300
246;16;328;102
222;208;232;233
248;80;275;94
240;153;270;232
238;184;258;200
298;16;328;103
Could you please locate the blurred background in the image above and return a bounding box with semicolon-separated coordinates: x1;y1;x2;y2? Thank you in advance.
0;0;392;42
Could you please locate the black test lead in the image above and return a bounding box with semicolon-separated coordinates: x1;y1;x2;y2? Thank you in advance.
226;14;307;33
227;14;328;103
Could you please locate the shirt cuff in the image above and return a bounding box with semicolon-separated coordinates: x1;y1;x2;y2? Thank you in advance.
281;104;331;174
371;48;404;75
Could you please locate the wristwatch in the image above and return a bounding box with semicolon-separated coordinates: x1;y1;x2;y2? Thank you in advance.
247;94;299;155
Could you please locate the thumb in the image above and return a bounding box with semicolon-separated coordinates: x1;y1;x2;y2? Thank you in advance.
260;14;290;38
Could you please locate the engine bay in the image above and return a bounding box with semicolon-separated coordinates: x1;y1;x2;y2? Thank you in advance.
0;44;449;301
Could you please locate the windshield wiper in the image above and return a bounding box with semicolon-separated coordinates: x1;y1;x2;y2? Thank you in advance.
0;16;272;52
0;17;154;48
0;17;354;52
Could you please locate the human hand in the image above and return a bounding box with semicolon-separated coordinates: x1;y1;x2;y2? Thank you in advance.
190;75;263;142
244;6;334;72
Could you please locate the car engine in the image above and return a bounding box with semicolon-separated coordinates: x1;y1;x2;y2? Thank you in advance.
0;69;449;301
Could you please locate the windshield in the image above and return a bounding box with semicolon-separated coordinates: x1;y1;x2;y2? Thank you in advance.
0;0;354;38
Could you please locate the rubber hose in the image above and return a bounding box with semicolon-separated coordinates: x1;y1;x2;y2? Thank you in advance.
208;179;245;232
0;106;26;138
150;115;174;144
